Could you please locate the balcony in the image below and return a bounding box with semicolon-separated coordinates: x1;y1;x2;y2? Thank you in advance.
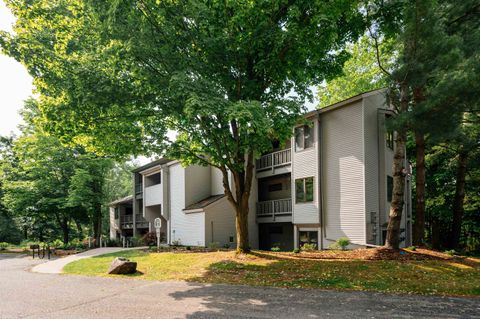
256;149;291;177
135;214;149;229
122;215;133;223
120;214;149;229
256;198;292;222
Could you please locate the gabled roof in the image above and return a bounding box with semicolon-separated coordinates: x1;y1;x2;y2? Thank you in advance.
183;194;226;212
109;195;133;206
303;88;387;119
132;158;172;173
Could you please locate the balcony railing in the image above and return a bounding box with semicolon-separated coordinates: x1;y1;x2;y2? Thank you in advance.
122;215;133;223
256;198;292;217
256;148;291;171
135;183;143;194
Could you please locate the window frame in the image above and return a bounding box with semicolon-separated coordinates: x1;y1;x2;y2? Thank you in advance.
295;124;314;152
386;130;394;150
295;177;314;203
387;175;393;202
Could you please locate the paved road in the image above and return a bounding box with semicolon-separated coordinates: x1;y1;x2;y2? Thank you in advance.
31;247;145;274
0;254;478;319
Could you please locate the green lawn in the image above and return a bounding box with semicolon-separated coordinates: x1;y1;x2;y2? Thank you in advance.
63;250;480;296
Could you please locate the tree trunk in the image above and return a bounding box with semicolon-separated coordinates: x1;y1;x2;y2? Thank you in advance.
219;150;254;254
61;217;69;244
75;220;83;239
235;200;250;253
431;217;441;250
385;83;408;250
413;132;426;246
449;151;468;249
92;203;102;246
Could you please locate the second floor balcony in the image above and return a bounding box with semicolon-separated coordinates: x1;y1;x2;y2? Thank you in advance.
256;198;292;219
256;148;291;174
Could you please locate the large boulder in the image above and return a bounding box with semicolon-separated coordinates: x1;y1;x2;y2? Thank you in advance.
107;257;137;275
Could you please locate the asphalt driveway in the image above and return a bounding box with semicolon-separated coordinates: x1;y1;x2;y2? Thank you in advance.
0;253;478;319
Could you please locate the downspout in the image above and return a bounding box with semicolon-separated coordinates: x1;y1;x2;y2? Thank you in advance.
162;164;171;245
132;172;137;237
317;113;325;250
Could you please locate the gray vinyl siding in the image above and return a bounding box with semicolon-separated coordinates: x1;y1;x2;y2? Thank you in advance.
292;120;320;224
205;198;236;247
321;100;366;244
363;93;385;244
185;165;211;207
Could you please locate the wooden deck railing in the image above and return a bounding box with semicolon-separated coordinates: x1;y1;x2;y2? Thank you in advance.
256;148;291;171
256;198;292;217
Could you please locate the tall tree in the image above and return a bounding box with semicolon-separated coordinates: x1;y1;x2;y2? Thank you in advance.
1;0;365;252
317;35;392;108
368;0;479;249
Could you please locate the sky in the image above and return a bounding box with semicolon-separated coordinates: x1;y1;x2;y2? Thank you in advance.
0;1;33;137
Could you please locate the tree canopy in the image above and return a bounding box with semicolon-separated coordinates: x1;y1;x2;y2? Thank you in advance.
1;0;366;252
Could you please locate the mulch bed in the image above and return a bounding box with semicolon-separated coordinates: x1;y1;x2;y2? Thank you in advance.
284;247;470;261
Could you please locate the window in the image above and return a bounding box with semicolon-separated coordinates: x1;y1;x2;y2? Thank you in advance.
114;207;119;219
387;176;393;202
299;231;318;248
295;177;314;203
295;124;313;151
145;172;161;186
268;183;282;192
386;130;394;150
385;115;394;150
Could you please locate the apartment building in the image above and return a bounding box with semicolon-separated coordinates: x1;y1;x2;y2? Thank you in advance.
109;89;412;250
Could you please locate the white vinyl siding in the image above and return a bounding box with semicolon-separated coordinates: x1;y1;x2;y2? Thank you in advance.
169;163;205;246
144;183;163;207
321;101;365;244
210;167;224;195
293;121;319;224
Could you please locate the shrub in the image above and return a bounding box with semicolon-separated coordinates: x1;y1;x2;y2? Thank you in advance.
336;237;350;250
292;248;300;254
0;242;9;250
406;246;417;251
223;243;230;249
71;238;85;249
129;235;144;247
445;249;456;256
171;239;181;246
105;238;120;247
271;247;281;252
208;242;219;249
301;243;317;252
142;232;157;246
51;239;64;249
329;237;350;250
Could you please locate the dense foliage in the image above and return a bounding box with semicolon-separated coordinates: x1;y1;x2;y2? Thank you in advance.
0;101;133;244
1;0;366;252
319;0;480;252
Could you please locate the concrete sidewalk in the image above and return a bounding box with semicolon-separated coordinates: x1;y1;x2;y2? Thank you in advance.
31;247;144;274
